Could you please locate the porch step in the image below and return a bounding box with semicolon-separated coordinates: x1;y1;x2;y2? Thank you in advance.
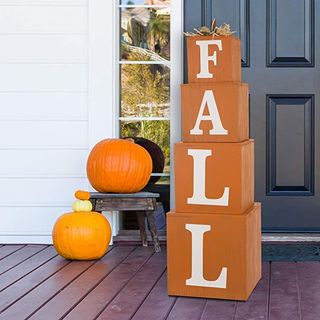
113;231;320;261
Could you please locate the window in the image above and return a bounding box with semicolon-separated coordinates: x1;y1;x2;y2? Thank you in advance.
117;0;171;185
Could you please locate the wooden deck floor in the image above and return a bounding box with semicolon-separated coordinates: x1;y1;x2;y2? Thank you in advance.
0;244;319;320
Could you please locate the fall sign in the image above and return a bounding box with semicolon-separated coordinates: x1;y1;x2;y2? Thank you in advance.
181;82;249;143
167;203;261;301
167;34;261;301
187;35;241;83
175;140;254;214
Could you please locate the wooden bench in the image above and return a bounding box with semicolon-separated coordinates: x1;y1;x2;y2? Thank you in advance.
90;192;161;252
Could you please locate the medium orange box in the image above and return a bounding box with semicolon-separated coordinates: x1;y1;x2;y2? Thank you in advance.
181;82;249;143
175;140;254;214
187;35;241;83
167;203;261;301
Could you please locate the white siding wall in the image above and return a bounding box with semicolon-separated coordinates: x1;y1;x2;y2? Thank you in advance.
0;0;183;243
0;0;101;243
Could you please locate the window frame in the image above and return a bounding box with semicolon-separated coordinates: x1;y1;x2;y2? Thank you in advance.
89;0;183;236
116;0;183;208
117;2;171;179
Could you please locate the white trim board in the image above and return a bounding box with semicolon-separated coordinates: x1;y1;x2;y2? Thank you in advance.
88;0;115;147
262;233;320;243
170;0;184;209
87;0;119;240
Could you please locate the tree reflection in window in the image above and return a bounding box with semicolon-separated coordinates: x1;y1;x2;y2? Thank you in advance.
119;1;170;183
121;7;170;61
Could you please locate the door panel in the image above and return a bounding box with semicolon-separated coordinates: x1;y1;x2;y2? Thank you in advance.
266;95;314;196
267;0;314;66
184;0;320;231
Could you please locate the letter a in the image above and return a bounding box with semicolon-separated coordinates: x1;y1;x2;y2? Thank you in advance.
190;90;228;136
196;40;222;79
186;224;227;288
187;149;229;206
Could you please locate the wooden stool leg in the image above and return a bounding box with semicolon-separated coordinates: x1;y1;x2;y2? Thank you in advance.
146;210;161;253
136;211;148;247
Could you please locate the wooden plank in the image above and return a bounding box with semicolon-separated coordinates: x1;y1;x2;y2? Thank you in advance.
0;207;76;237
166;297;207;320
234;262;269;320
0;64;87;92
0;6;87;34
1;178;88;205
0;259;96;319
0;92;87;121
0;245;24;260
0;245;46;275
64;246;155;320
96;249;167;320
90;192;160;198
269;262;301;320
296;261;320;320
28;246;135;320
0;121;87;149
0;246;57;292
132;271;176;320
0;0;87;4
0;34;87;63
0;234;52;244
113;229;167;245
0;149;88;177
0;255;70;313
95;198;156;211
200;300;236;320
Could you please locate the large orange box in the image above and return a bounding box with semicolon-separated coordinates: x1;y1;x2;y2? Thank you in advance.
175;140;254;214
181;82;249;143
167;203;261;301
187;35;241;83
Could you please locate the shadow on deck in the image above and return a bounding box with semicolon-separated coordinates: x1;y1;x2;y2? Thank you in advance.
0;244;318;319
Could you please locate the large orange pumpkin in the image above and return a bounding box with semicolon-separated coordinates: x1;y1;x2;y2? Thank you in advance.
87;139;152;193
52;211;111;260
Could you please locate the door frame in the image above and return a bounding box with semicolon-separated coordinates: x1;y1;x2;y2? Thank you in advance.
88;0;119;240
89;0;184;237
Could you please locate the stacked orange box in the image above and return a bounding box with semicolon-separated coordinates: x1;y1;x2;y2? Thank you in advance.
167;35;261;301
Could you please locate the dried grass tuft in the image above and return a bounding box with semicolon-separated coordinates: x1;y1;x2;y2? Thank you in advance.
184;19;236;37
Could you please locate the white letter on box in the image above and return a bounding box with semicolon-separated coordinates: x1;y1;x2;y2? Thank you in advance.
190;90;228;136
196;40;222;79
186;224;227;288
187;149;229;206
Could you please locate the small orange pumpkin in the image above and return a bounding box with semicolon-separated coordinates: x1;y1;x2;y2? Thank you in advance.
75;190;90;200
87;139;152;193
52;211;111;260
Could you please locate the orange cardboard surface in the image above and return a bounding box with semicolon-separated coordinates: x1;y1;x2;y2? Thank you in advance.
187;35;241;83
167;203;261;301
181;82;249;143
175;140;254;214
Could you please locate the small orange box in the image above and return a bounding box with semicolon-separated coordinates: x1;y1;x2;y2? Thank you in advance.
167;203;261;301
175;140;254;214
181;82;249;143
187;35;241;83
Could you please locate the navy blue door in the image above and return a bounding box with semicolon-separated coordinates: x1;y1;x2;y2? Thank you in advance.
184;0;320;231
